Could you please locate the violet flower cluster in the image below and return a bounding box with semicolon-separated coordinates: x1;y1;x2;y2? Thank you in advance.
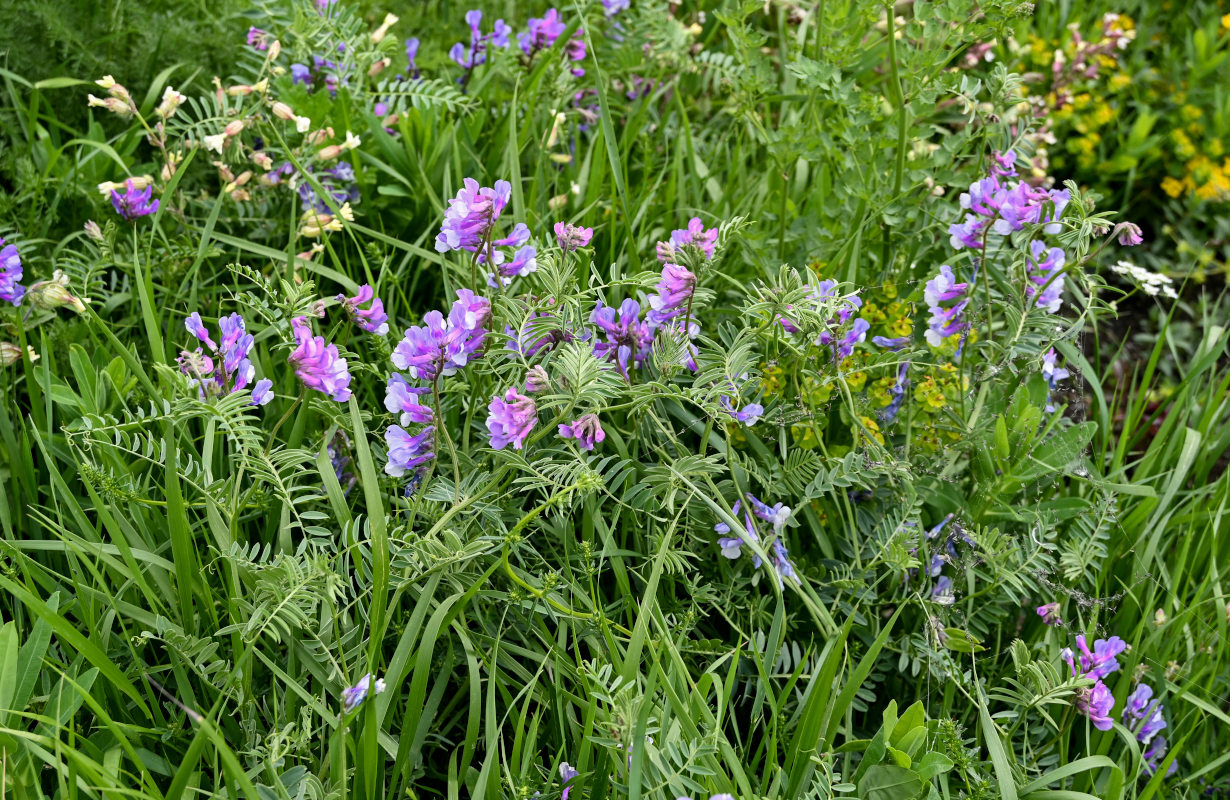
450;10;511;81
337;284;389;336
1123;683;1177;776
179;313;274;406
719;374;764;427
1061;633;1127;731
288;316;352;402
435;178;537;288
923;265;970;347
715;494;796;589
110;179;159;221
1041;348;1070;413
948;150;1070;313
0;238;25;306
486;387;538;450
297;161;360;214
558;413;605;451
590;299;654;380
341;673;386;713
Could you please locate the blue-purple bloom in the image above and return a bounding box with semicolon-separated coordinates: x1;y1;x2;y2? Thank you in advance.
881;362;909;423
558;413;605;450
392;290;490;382
603;0;630;15
297;161;360;213
385;424;435;476
1042;348;1070;412
554;221;593;251
519;8;566;55
288;316;353;402
949;158;1070;248
486;387;538;450
179;313;273;406
656;217;718;263
924;265;969;347
110;179;159;221
385;373;435;425
436;178;512;253
405;38;421;79
1036;602;1062;625
560;762;580;800
873;335;911;350
1123;683;1170;760
337;284;388;336
1026;240;1067;313
450;10;511;79
591;299;654;380
717;494;796;587
932;575;955;604
247;26;269;50
341;673;386;712
1077;681;1115;731
0;239;25;306
720;375;764;426
647;264;696;328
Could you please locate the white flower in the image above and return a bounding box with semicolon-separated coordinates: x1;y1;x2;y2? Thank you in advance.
203;133;227;153
295;115;312;133
344;131;362;150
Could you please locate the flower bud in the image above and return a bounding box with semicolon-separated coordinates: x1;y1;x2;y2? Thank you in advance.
307;127;333;146
1113;221;1143;246
271;101;296;120
252;151;273;170
87;95;133;117
317;145;344;161
95;75;116;90
524;365;550;393
224;119;245;137
267;40;282;60
227;84;257;97
368;57;391;77
0;342;38;367
155;86;185;119
26;271;86;313
370;13;399;43
83;220;103;241
203;133;227;153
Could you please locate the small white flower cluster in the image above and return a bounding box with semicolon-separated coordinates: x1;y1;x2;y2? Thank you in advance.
1110;261;1178;300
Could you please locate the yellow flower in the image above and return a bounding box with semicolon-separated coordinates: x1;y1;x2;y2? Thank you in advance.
1222;13;1230;30
860;302;887;325
841;356;868;392
791;424;821;450
869;376;896;408
802;376;834;406
857;416;885;446
1109;72;1132;92
761;363;785;397
1161;176;1185;198
1181;104;1204;122
916;376;947;410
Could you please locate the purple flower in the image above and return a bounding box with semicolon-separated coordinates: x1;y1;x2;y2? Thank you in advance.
385;373;435;425
385;424;435;475
1114;222;1143;247
560;762;580;800
1036;602;1062;625
110;180;159;221
826;317;869;360
558;413;605;450
451;10;511;76
747;493;791;531
288;316;353;402
721;391;763;426
770;539;797;588
405;38;421;79
932;576;955;604
392;291;489;382
519;9;566;55
1142;736;1178;777
1123;684;1168;746
924;266;969;347
341;673;386;712
647;264;696;328
0;239;26;306
291;63;312;85
1077;681;1115;731
487;244;538;288
603;0;630;15
881;362;910;423
591;299;654;379
554;221;593;251
948;214;987;250
1072;634;1126;680
1042;349;1070;389
525;365;550;393
873;335;911;350
566;35;587;75
337;284;389;336
657;217;718;263
178;312;271;404
990;150;1018;178
486;388;538;450
435;178;512;253
716;501;760;564
1026;240;1067;313
297;161;361;214
247;26;269;50
960;176;1004;218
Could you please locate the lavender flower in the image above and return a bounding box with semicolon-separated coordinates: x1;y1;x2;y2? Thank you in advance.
990;150;1018;178
486;388;538;449
1142;736;1177;777
1114;222;1143;247
338;284;389;335
487;244;538;288
558;413;605;450
525;365;550;393
1065;634;1126;680
554;221;593;251
881;362;910;423
720;393;764;426
591;299;653;379
647;264;696;328
519;9;566;55
1036;602;1062;625
769;539;797;588
0;239;25;306
297;161;361;214
450;10;511;80
341;673;386;712
1042;348;1070;413
392;291;489;382
1077;680;1115;731
288;316;353;401
948;214;987;250
110;179;159;221
385;425;435;475
1122;684;1168;746
435;178;511;253
405;38;421;79
247;27;269;50
873;335;911;350
716;500;760;563
932;576;955;604
178;312;273;405
657;217;718;263
924;265;969;347
385;373;435;425
565;35;587;76
560;762;580;800
1026;241;1067;313
603;0;630;16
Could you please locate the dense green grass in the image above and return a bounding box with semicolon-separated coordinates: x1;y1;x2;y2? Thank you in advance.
0;1;1228;799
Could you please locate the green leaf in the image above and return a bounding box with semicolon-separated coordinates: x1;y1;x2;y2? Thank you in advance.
858;765;923;800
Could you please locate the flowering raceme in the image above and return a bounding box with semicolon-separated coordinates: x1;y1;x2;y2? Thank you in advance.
385;424;435;476
450;10;511;76
558;413;605;450
519;9;566;55
392;290;489;382
288;316;352;401
923;265;970;347
715;494;796;588
0;239;25;306
341;674;385;712
591;299;654;379
179;313;274;406
1025;240;1067;313
657;217;718;263
110;179;159;221
486;388;537;449
337;284;389;336
554;222;593;252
